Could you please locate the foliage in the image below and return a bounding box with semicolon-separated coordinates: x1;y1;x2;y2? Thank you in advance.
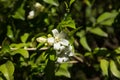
0;0;120;80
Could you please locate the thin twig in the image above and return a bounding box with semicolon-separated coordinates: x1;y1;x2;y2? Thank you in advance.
0;46;83;64
0;46;48;51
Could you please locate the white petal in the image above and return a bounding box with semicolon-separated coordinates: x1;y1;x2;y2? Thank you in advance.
69;52;74;56
57;57;68;63
52;29;59;37
47;37;55;45
58;31;66;39
53;43;60;50
60;39;69;46
27;10;35;19
69;45;73;51
60;45;65;51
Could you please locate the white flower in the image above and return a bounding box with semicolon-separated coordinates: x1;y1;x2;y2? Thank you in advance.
53;42;60;50
47;37;55;45
27;10;35;19
52;29;69;50
57;57;69;63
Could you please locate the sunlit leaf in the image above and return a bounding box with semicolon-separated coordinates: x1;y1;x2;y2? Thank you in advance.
115;47;120;54
100;59;109;76
58;16;76;29
11;49;29;58
55;63;71;78
70;0;75;6
12;2;25;20
80;36;91;51
89;27;108;37
0;61;14;80
84;0;91;6
0;77;3;80
110;60;120;78
97;11;118;26
35;52;47;64
20;33;29;43
7;25;14;41
76;30;85;38
43;0;59;6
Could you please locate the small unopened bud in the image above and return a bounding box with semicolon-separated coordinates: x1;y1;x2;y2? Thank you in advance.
34;2;42;8
36;37;47;43
34;2;45;12
27;10;35;19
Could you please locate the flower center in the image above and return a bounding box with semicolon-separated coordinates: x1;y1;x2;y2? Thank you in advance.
55;37;60;42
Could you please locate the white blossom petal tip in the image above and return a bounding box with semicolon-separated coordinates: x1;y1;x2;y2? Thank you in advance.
60;39;69;46
57;57;69;63
27;10;35;19
52;29;59;37
53;43;60;50
47;37;55;45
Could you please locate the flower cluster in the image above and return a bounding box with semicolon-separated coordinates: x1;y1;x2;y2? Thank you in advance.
37;29;74;63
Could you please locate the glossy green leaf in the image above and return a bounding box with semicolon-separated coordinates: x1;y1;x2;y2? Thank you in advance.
76;30;85;38
89;27;108;37
43;0;59;6
20;33;29;43
97;12;118;26
110;60;120;78
59;16;76;29
55;63;71;78
84;0;91;6
12;2;25;20
80;36;91;51
7;25;14;40
100;59;109;76
11;49;29;58
35;52;47;64
70;0;75;6
0;61;14;80
0;77;3;80
115;47;120;54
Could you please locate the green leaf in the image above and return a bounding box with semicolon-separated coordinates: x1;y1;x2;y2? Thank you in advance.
97;12;118;26
43;0;59;6
0;61;14;80
89;27;108;37
35;52;47;64
100;59;109;76
11;49;29;58
12;2;25;20
20;33;29;43
7;25;14;41
55;63;71;78
70;0;75;6
110;60;120;78
0;77;3;80
80;36;91;51
84;0;91;6
76;30;85;38
59;16;76;29
115;47;120;54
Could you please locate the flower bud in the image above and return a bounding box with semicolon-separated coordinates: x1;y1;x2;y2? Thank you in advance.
34;2;45;12
27;10;35;19
36;37;47;43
